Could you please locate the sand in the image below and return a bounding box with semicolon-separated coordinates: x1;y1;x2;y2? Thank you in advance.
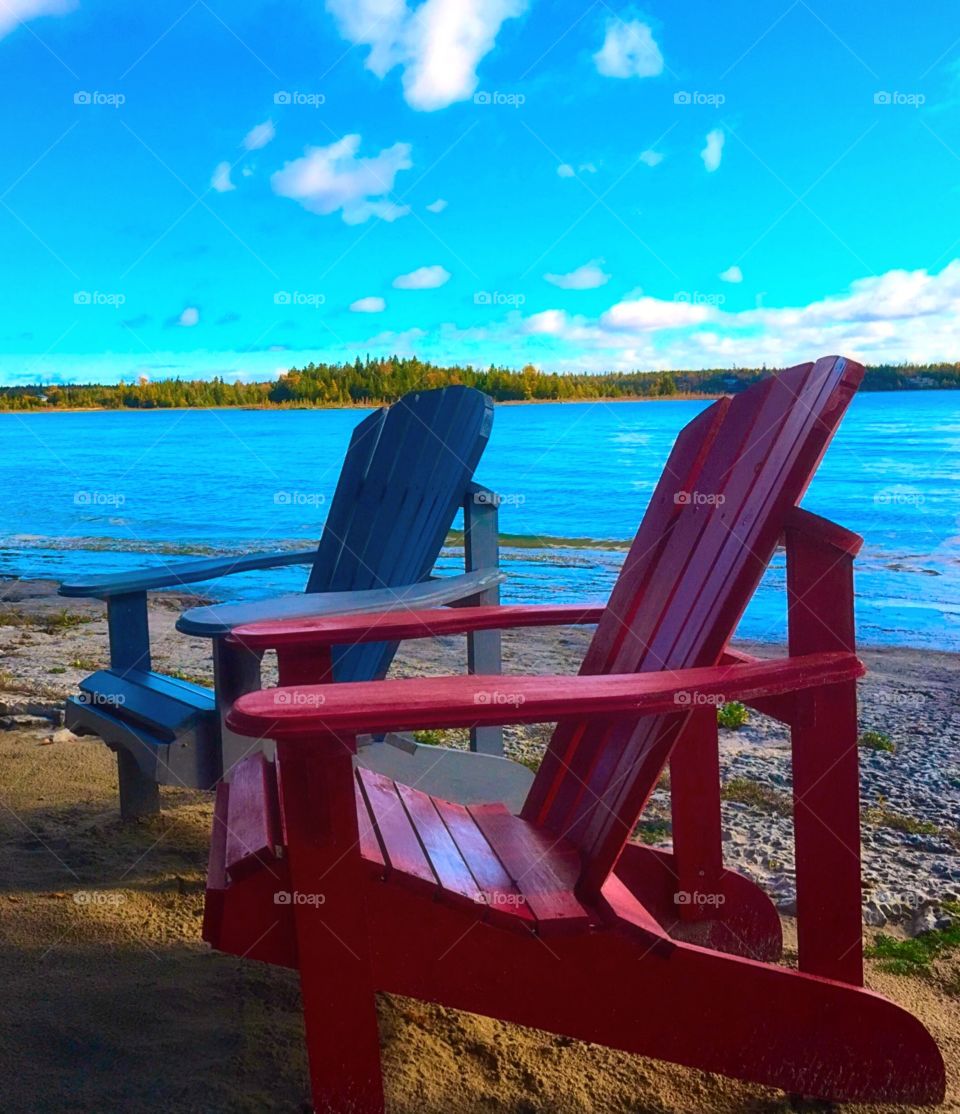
0;580;958;1112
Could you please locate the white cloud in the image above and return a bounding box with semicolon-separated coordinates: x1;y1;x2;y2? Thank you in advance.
476;260;960;371
544;261;611;290
426;198;448;212
211;161;235;193
0;0;74;40
719;265;743;284
701;128;725;172
325;0;527;111
393;264;451;290
594;18;664;79
558;162;597;178
601;294;711;331
351;296;387;313
243;120;275;151
271;134;412;224
639;149;663;167
178;307;200;327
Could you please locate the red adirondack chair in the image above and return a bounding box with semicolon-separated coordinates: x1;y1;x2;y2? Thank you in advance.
204;356;945;1112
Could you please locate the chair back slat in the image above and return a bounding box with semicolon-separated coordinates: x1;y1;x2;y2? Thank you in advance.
308;386;494;682
521;357;864;895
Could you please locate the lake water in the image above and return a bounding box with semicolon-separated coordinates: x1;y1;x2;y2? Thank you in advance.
1;392;958;650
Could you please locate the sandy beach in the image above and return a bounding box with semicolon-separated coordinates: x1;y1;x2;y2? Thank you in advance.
1;578;958;1112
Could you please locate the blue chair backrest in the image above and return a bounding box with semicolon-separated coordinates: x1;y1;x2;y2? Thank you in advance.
307;385;494;682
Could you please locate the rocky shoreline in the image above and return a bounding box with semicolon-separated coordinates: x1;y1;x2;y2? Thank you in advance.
1;576;957;935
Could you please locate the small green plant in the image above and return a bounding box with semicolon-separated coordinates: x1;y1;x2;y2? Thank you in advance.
632;818;672;845
721;776;793;817
868;904;960;975
40;609;93;634
166;668;210;686
48;666;67;674
412;729;445;747
514;753;542;774
69;656;100;671
717;701;749;730
863;805;939;836
859;730;896;753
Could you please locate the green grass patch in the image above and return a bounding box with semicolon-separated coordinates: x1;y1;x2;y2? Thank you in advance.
632;817;672;845
69;656;101;672
412;729;446;747
859;730;896;753
0;609;94;634
165;668;211;687
717;701;749;730
868;904;960;975
863;805;939;836
721;776;793;817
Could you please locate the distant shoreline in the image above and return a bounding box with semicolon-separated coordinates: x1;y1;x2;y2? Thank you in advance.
0;386;956;415
0;393;726;415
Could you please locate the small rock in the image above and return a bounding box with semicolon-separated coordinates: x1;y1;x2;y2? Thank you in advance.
909;904;939;937
44;727;78;745
863;901;886;928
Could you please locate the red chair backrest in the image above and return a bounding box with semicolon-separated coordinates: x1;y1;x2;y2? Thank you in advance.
521;356;864;894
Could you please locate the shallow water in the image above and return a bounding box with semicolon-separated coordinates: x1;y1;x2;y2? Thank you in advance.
1;392;958;649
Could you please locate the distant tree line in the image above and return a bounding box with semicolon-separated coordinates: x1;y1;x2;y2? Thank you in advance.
1;357;957;411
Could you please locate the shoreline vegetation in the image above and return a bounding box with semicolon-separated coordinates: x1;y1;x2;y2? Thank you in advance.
1;356;958;411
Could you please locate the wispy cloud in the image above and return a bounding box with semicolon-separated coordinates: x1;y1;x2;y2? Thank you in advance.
351;296;386;312
325;0;527;111
594;18;664;79
211;161;235;193
393;265;451;290
544;260;611;290
701;128;725;172
271;134;412;224
243;120;275;151
0;0;75;41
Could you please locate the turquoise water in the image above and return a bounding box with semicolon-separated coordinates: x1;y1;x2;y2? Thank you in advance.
1;392;958;650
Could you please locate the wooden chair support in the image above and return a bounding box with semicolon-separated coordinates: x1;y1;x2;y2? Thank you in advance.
462;482;503;756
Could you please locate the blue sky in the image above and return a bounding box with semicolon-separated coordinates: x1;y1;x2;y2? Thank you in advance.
1;0;960;384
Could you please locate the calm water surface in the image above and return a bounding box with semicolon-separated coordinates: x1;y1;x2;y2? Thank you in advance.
1;392;958;650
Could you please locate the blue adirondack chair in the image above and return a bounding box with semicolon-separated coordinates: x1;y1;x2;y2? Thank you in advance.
59;386;512;819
